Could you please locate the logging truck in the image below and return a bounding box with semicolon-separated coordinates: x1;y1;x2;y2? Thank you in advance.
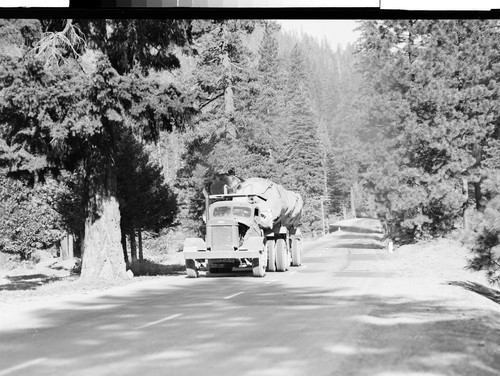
183;176;304;278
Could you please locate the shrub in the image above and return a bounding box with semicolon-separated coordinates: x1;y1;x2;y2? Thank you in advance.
0;173;65;260
463;172;500;284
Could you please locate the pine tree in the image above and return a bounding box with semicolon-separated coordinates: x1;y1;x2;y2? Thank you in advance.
175;20;264;235
356;20;500;240
0;19;194;279
248;21;287;182
464;171;500;284
116;130;177;263
281;45;325;233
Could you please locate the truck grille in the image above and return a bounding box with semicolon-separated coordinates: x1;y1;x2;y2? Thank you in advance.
211;226;234;252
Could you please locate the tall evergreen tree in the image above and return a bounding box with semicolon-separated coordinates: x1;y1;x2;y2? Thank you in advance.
464;171;500;284
281;45;325;233
116;130;177;262
175;20;262;235
0;19;194;279
356;20;500;239
248;21;287;182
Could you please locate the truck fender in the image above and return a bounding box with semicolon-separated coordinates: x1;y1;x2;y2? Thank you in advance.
240;236;265;252
290;228;302;238
278;226;289;236
183;238;207;253
255;210;273;229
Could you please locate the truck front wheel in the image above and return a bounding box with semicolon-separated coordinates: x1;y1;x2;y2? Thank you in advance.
252;256;267;278
185;259;199;278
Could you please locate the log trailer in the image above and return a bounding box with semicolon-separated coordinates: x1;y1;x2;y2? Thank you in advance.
183;177;303;278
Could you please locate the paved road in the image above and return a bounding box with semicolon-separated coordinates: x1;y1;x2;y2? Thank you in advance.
1;228;500;376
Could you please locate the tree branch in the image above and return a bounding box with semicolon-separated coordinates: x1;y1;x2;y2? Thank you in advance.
27;19;86;70
197;92;224;111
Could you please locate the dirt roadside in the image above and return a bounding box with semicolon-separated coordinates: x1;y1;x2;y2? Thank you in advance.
0;252;186;305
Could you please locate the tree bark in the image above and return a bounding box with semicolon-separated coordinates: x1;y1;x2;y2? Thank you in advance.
473;181;483;211
121;230;128;265
81;195;127;280
462;178;469;230
68;234;74;259
350;186;356;219
130;230;137;262
138;228;143;262
80;153;127;281
60;235;69;260
472;143;483;211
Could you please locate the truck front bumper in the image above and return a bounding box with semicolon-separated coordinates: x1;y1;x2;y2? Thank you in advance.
184;250;264;260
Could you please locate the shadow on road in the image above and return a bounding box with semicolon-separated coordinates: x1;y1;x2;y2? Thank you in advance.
330;226;383;234
0;276;499;376
447;281;500;305
323;232;385;250
327;243;385;250
127;260;186;277
0;274;68;291
333;233;384;241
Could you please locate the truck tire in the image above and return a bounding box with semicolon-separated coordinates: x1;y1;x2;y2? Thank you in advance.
267;239;276;272
185;259;199;278
291;237;302;266
275;238;288;272
252;254;267;277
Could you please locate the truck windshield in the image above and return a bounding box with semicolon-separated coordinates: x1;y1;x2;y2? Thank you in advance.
233;206;252;218
212;206;232;217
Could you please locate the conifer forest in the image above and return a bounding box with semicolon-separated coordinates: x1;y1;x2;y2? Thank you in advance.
1;19;499;283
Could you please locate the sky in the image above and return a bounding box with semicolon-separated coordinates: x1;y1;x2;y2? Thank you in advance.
277;20;360;50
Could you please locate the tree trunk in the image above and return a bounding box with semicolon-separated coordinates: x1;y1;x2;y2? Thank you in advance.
462;178;469;230
68;234;74;259
121;230;128;265
320;199;326;236
472;143;483;211
473;181;483;211
60;233;74;260
222;52;236;138
78;231;84;259
350;186;356;219
81;195;127;280
60;235;69;260
80;154;127;281
138;228;143;262
130;230;137;262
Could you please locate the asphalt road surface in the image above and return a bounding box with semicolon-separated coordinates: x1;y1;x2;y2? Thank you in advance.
1;226;500;376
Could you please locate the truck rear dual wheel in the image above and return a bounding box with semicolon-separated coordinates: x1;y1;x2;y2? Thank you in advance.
291;238;302;266
267;239;276;272
266;239;276;272
275;238;289;272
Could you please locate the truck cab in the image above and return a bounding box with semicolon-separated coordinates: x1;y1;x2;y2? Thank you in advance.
183;194;269;278
183;186;302;278
207;201;261;253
